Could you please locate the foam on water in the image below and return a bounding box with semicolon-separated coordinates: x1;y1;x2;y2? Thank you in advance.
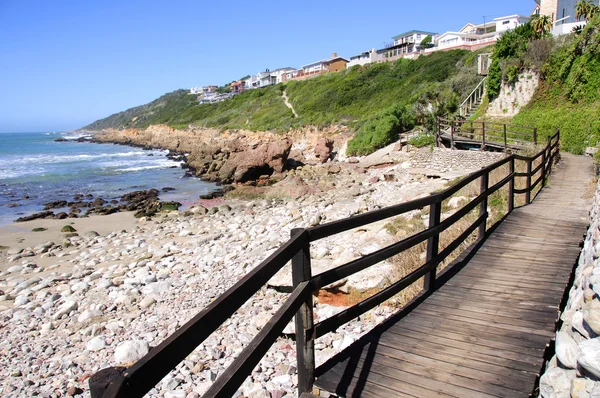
0;132;218;225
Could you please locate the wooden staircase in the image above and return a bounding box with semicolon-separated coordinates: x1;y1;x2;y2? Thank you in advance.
459;77;487;118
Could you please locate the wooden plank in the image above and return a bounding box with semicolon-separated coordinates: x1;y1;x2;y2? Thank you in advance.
361;339;538;388
374;329;542;373
397;320;545;357
397;311;551;346
318;344;525;398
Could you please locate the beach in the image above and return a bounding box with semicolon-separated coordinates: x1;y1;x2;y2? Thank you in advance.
0;144;505;397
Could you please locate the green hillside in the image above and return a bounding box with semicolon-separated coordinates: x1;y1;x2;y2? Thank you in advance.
82;90;198;131
83;50;483;138
512;15;600;154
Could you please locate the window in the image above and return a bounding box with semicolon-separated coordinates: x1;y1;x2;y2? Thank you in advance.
503;20;510;25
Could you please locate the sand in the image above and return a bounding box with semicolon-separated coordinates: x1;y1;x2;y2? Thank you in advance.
0;212;138;270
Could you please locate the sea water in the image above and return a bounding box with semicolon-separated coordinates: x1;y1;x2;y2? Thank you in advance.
0;132;218;225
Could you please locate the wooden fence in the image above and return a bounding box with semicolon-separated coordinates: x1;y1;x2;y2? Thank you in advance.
90;131;560;398
437;117;538;151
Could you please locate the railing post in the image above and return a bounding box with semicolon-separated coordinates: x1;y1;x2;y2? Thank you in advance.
481;122;486;150
525;159;532;205
478;171;489;240
450;120;455;149
533;128;537;145
424;201;441;292
503;124;507;151
547;136;554;176
541;146;547;189
89;366;127;398
508;157;515;213
291;228;315;395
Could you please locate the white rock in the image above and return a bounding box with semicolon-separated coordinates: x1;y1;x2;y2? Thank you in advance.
165;391;186;398
579;339;600;378
86;336;106;351
52;299;78;320
584;300;600;335
114;340;149;364
77;309;103;323
539;367;575;398
555;331;580;369
139;297;156;309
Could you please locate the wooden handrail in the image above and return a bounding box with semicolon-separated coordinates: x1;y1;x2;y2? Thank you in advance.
90;130;560;398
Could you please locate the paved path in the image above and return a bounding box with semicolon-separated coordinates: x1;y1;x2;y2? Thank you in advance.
313;153;594;397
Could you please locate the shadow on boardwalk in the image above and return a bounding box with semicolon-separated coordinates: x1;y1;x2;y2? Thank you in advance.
314;153;594;398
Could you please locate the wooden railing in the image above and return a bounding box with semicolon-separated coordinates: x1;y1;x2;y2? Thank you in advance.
437;117;538;150
90;131;560;398
459;77;487;117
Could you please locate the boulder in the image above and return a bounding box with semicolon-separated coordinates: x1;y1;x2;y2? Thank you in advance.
539;367;575;398
218;138;292;183
579;338;600;378
555;331;580;369
314;138;334;163
16;211;54;222
114;340;149;364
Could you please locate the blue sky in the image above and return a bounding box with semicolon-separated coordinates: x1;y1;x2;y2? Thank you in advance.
0;0;537;132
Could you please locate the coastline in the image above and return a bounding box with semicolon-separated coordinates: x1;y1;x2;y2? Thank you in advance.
0;141;507;396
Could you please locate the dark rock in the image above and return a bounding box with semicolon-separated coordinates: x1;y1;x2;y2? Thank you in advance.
92;198;106;207
161;187;176;192
61;225;77;233
16;211;54;222
159;201;181;211
54;137;68;142
7;203;19;208
44;200;68;210
54;212;68;219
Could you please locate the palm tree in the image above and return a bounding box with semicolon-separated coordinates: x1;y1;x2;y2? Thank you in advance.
532;15;552;39
575;0;591;21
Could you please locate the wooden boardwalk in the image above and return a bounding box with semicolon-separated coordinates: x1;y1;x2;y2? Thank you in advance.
313;153;593;398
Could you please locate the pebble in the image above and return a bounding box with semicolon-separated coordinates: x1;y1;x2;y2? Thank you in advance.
0;148;503;396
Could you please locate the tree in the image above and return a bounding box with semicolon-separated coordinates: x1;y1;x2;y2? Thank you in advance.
532;15;552;39
420;35;435;49
575;0;591;21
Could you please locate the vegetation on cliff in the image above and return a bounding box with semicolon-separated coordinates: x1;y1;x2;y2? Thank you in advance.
512;15;600;154
83;50;483;154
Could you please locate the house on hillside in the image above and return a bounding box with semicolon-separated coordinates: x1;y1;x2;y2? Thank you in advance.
383;30;437;61
243;67;297;89
231;81;245;94
347;48;386;68
537;0;599;34
494;15;531;35
286;53;348;81
435;21;497;51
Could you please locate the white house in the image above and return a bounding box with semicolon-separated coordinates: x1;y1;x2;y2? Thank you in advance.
347;49;386;68
494;15;531;35
243;67;297;89
384;30;437;60
435;20;497;51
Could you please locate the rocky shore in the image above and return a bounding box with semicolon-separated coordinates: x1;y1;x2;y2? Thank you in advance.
0;135;506;397
91;124;351;184
540;179;600;398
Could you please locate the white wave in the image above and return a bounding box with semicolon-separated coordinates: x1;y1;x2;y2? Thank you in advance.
0;151;158;166
115;164;180;172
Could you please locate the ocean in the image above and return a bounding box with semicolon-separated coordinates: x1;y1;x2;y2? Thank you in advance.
0;132;218;225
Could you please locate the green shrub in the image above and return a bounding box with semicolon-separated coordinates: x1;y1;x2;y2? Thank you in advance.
408;133;435;148
347;105;415;155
